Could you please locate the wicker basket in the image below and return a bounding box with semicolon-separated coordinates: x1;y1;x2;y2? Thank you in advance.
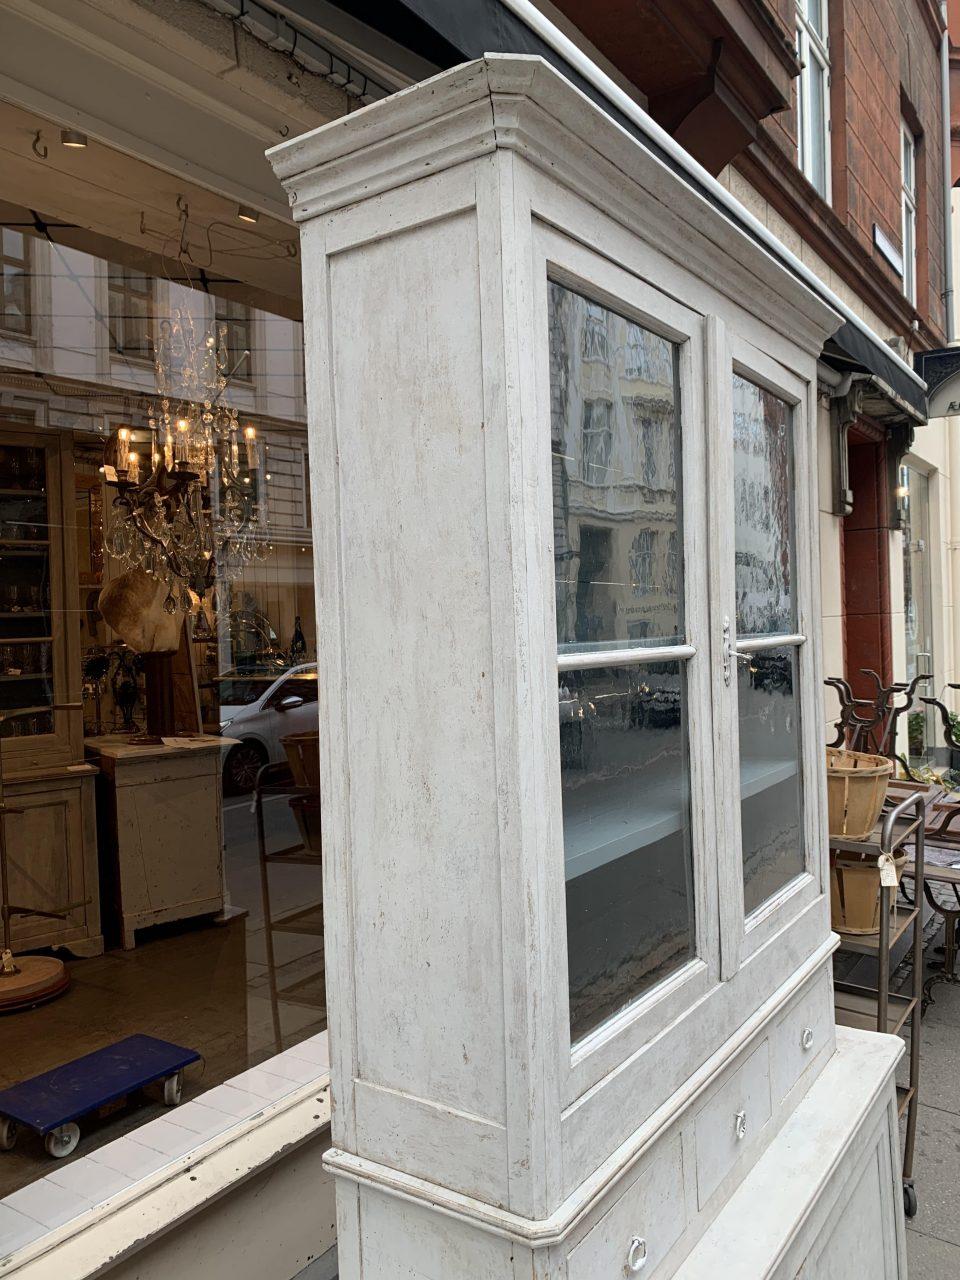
830;851;905;935
825;747;892;840
282;731;321;792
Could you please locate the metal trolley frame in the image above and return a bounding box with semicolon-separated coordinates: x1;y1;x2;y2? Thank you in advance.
832;790;926;1220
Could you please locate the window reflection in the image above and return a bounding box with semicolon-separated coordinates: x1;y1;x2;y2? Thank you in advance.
561;663;694;1041
550;282;683;651
732;375;795;639
738;648;804;914
732;374;804;912
0;220;324;1198
549;280;695;1044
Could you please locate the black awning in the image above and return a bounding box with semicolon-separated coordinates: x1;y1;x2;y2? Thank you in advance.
322;0;928;420
825;323;927;419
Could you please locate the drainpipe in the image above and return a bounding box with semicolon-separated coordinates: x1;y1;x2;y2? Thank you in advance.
941;2;955;341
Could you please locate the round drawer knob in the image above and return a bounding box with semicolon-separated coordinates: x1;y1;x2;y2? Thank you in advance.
626;1236;648;1272
801;1027;815;1051
734;1109;747;1141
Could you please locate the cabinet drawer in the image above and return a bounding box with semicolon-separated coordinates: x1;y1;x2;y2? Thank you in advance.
567;1136;685;1280
772;971;832;1104
694;1039;771;1208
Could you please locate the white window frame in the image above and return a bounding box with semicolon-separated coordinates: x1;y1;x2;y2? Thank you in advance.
795;0;832;202
708;332;824;978
533;226;720;1103
901;118;918;306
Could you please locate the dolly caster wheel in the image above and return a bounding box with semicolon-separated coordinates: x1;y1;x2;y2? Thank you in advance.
45;1123;80;1159
0;1116;18;1151
163;1071;183;1106
903;1182;918;1219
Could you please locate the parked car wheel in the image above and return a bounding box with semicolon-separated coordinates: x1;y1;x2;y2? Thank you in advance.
223;741;267;794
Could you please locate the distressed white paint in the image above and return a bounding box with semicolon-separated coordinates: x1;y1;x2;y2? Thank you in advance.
269;54;906;1277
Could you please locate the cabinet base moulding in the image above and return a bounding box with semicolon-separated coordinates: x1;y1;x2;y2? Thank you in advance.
329;1027;904;1278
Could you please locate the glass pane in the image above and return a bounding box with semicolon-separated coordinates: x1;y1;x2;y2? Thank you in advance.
804;0;824;38
903;207;916;301
733;374;796;638
902;128;914;193
0;213;325;1203
561;661;695;1041
900;466;936;764
549;281;683;652
808;56;827;197
2;228;24;260
2;265;28;332
739;646;804;914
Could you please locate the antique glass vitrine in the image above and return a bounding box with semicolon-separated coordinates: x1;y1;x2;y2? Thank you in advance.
272;52;908;1280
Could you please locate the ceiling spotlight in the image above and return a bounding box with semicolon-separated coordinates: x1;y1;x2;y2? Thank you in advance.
237;204;259;224
60;128;88;149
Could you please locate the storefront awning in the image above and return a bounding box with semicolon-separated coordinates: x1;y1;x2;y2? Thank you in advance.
914;347;960;419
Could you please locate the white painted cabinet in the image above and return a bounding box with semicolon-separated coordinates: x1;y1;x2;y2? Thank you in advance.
269;54;907;1279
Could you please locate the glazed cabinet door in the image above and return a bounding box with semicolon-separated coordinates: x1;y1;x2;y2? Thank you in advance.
708;333;824;975
534;227;720;1097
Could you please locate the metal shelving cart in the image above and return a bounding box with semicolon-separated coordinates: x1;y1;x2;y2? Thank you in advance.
832;790;926;1219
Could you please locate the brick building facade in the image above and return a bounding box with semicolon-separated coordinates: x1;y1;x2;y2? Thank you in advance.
538;0;950;706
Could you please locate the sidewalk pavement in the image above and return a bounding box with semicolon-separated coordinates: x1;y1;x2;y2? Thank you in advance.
902;964;960;1276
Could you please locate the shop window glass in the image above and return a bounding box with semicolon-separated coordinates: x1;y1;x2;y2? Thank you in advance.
549;281;694;1044
0;213;320;1204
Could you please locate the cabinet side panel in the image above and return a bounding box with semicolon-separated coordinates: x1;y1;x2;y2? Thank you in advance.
329;209;507;1125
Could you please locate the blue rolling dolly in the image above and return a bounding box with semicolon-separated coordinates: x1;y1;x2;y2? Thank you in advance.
0;1034;201;1158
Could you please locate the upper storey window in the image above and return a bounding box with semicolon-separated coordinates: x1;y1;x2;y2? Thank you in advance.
1;229;32;337
108;264;153;360
796;0;831;201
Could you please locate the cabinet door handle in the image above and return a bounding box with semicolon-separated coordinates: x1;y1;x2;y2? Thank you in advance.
801;1026;815;1051
734;1109;747;1141
626;1236;648;1272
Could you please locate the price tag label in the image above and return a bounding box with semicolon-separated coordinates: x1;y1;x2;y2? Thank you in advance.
878;853;899;888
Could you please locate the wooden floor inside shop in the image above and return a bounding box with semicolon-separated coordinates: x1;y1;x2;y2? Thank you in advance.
0;794;325;1198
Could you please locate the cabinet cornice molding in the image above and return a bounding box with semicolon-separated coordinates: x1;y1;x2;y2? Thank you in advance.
269;53;840;359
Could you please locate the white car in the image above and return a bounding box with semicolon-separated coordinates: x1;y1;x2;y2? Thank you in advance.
218;663;319;792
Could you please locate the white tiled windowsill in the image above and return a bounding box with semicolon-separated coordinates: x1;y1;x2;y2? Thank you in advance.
0;1033;331;1275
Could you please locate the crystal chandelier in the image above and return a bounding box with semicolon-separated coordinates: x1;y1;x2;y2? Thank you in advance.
103;307;268;613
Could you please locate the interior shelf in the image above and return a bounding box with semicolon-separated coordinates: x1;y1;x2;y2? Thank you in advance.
564;754;797;880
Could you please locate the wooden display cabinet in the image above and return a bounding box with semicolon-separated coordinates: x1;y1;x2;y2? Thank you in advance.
270;57;908;1280
0;422;100;956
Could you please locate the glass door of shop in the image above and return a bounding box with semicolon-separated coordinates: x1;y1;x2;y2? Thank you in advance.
900;465;936;766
